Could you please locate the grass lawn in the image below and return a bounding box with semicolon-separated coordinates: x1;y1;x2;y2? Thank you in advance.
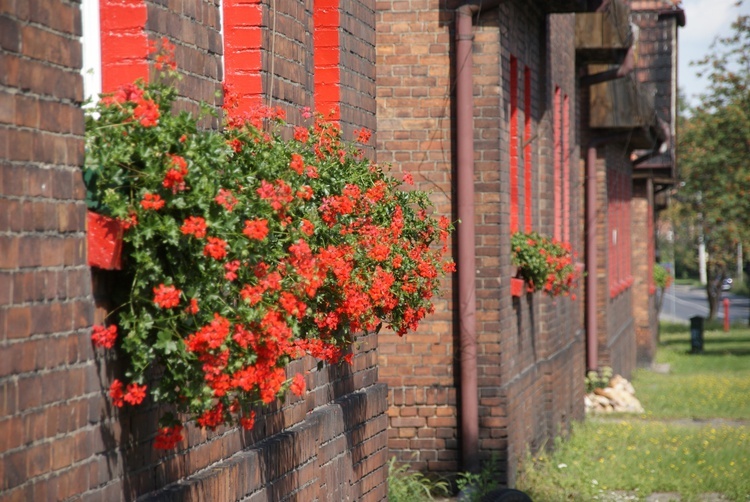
516;323;750;501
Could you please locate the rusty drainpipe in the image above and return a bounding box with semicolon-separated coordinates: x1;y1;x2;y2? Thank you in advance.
455;0;501;473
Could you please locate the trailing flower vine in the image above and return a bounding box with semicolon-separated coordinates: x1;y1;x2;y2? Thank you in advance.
84;55;454;449
511;231;578;298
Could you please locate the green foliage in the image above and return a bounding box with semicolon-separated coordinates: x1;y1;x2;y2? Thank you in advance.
585;366;613;394
511;231;579;297
675;10;750;316
729;278;749;297
387;457;450;502
455;454;502;501
653;263;674;290
84;54;454;448
516;322;750;501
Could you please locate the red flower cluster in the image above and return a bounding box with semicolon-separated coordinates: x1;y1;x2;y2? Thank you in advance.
511;231;578;297
154;424;183;450
181;216;207;238
88;73;455;450
153;284;181;308
163;154;188;192
141;193;165;210
109;379;148;407
203;237;228;260
91;324;117;349
215;188;237;212
243;218;269;240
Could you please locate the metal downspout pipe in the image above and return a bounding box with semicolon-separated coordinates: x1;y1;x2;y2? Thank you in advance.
585;142;601;372
455;0;500;473
585;133;631;371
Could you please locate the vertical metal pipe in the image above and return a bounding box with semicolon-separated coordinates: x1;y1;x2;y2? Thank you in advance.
586;144;600;371
455;3;479;473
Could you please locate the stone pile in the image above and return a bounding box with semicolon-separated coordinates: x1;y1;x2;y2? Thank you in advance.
585;374;644;414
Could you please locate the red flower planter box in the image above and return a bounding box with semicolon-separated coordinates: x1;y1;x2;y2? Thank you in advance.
511;277;525;297
87;211;124;270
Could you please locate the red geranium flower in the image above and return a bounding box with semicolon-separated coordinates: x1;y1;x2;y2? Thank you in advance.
185;298;199;314
110;379;125;407
153;284;181;309
290;373;306;396
215;188;237;211
181;216;207;238
124;383;147;405
354;127;371;144
224;260;241;281
141;192;165;210
203;237;228;260
91;324;118;349
290;153;305;175
133;98;160;127
240;411;256;430
243;218;269;240
163;154;188;192
154;424;183;450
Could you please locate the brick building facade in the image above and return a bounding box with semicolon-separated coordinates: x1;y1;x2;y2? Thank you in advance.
376;0;681;483
0;0;681;497
628;0;684;365
376;0;586;484
1;1;387;500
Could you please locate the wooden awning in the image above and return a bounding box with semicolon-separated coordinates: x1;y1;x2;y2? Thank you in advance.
587;67;666;150
575;0;632;64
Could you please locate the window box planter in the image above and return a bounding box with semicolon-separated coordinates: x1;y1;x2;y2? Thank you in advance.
87;211;124;270
511;277;525;297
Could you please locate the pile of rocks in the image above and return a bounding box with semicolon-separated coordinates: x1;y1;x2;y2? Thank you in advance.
585;374;644;414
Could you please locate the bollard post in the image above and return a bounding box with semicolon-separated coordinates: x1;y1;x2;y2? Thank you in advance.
690;316;704;353
723;297;730;332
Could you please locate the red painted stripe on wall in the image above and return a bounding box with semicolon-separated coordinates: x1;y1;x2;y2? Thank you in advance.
314;0;340;120
523;66;532;233
99;0;149;92
553;86;561;241
223;0;264;114
509;56;519;233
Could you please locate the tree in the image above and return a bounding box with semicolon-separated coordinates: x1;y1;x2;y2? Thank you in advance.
676;10;750;319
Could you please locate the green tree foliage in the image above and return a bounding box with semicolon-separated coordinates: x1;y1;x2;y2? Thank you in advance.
676;11;750;318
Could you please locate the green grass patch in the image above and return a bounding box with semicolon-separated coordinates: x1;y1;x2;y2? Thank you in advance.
517;420;750;501
516;322;750;501
636;324;750;420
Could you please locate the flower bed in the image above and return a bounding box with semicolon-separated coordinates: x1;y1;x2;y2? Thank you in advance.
84;53;454;449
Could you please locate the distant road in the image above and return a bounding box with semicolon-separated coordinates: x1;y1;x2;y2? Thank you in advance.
660;283;750;325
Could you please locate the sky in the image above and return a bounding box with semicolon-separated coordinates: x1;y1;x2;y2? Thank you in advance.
678;0;750;107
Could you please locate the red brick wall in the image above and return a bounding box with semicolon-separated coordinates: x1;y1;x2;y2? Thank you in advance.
628;1;680;365
597;143;637;378
632;179;658;365
376;1;584;484
1;1;386;500
0;1;91;499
